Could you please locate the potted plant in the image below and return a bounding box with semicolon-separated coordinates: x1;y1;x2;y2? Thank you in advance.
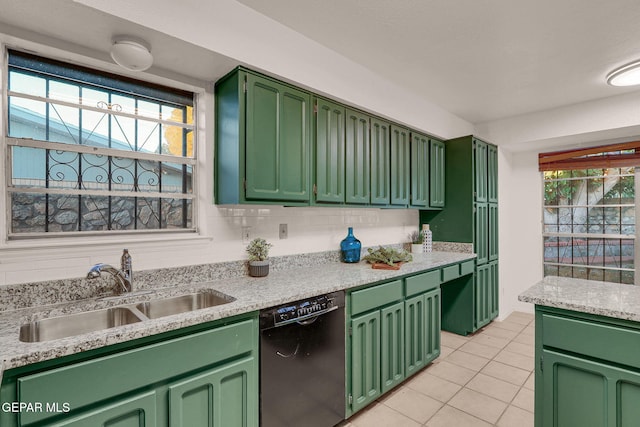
246;237;273;277
408;230;424;253
363;246;412;270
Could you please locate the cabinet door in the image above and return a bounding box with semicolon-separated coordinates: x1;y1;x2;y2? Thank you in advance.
350;311;381;413
487;144;498;203
541;349;640;427
489;261;499;320
381;302;405;393
405;289;441;378
51;392;156;427
245;74;310;202
410;132;430;207
424;288;441;364
404;294;426;377
169;357;257;427
474;139;488;203
370;117;390;205
475;202;489;264
314;98;345;203
345;109;370;204
488;202;498;261
475;264;492;330
390;125;410;206
429;139;446;208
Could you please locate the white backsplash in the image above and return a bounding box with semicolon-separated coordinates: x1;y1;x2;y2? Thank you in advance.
0;205;419;286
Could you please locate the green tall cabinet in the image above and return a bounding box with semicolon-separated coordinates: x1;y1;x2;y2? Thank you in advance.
215;68;311;205
421;135;499;334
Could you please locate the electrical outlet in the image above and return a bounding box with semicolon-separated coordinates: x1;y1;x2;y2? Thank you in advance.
279;223;288;239
242;226;251;243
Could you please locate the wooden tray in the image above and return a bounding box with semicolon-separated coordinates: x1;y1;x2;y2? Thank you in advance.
371;262;404;270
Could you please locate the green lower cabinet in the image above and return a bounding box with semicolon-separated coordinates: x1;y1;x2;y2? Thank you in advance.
541;349;640;427
405;288;441;377
50;392;157;427
474;263;499;330
348;268;449;417
350;310;381;414
474;264;490;330
2;315;259;427
168;357;256;427
380;302;405;393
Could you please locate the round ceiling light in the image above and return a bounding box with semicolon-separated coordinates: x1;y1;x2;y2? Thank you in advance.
607;60;640;86
110;36;153;72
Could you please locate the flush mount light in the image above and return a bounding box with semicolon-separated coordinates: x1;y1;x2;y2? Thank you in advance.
110;36;153;72
607;59;640;86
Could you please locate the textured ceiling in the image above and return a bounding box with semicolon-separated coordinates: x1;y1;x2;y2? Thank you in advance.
237;0;640;123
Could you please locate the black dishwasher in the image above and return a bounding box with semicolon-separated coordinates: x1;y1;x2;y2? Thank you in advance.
260;291;345;427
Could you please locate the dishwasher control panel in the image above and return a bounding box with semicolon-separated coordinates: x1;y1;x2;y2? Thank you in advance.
261;291;344;328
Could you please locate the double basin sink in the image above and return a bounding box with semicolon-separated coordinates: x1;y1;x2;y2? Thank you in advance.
19;291;235;343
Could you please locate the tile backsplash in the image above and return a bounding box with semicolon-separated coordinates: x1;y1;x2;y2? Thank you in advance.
0;205;420;286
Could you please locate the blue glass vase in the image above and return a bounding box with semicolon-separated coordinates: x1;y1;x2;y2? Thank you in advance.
340;227;361;263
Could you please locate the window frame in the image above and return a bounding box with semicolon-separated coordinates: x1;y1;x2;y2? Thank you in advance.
541;150;638;285
3;48;199;239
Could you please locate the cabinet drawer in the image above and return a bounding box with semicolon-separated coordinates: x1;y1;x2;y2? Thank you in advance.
405;270;441;297
351;280;403;316
441;265;461;282
460;260;475;276
542;313;640;370
18;318;257;426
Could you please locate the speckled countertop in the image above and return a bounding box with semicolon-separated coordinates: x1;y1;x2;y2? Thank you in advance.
0;251;474;384
519;276;640;321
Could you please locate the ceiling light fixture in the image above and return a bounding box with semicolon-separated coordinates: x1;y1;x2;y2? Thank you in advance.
110;36;153;72
606;59;640;86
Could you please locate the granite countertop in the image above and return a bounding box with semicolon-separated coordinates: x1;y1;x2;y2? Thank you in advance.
0;251;475;383
519;275;640;322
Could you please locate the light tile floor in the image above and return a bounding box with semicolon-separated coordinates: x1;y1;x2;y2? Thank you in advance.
341;311;535;427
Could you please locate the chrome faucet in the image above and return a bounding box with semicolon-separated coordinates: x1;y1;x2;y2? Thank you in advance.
87;249;133;294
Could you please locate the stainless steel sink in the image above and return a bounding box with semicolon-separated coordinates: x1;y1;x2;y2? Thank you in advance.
19;306;143;342
19;290;235;342
136;291;235;319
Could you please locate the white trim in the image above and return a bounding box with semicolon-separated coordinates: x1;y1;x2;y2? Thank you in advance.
542;232;635;240
8;91;195;130
7;137;196;165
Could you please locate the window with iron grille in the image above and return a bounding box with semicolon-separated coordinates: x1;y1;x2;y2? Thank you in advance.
6;50;196;238
541;145;638;284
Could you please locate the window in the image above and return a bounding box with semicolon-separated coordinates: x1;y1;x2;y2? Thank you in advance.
6;50;195;238
541;144;638;284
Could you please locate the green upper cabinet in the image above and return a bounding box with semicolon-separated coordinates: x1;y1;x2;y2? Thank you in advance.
215;67;444;209
411;133;445;208
370;117;391;205
488;143;498;203
314;97;345;203
215;68;311;205
245;73;311;202
345;109;371;204
429;139;445;208
410;132;430;207
474;138;488;203
390;125;411;206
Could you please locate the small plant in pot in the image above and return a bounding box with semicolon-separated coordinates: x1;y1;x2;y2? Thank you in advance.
408;230;424;253
246;237;273;277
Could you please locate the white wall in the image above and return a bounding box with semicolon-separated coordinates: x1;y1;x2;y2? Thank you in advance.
498;149;543;316
0;25;422;286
